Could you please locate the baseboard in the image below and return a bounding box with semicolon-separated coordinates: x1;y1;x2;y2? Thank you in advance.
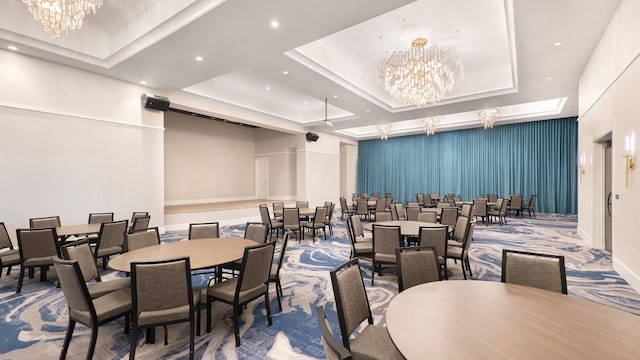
165;196;257;206
576;225;593;248
613;257;640;294
164;207;261;232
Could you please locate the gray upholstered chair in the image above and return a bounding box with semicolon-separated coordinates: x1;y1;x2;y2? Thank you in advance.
501;249;567;294
316;305;352;360
375;211;392;222
416;193;425;207
390;204;399;220
129;212;148;227
269;231;290;311
260;204;283;239
283;208;301;241
62;242;130;299
94;219;128;269
302;206;328;241
373;199;387;220
417;211;437;223
206;241;276;346
508;195;523;217
244;222;269;244
371;224;401;285
339;197;356;221
125;227;161;252
488;193;498;203
448;215;470;248
418;226;449;280
356;199;369;221
446;222;475;279
349;215;372;243
488;198;509;225
272;202;284;220
473;199;488;225
29;215;61;229
394;203;406;220
396;245;441;292
88;212;114;224
460;203;474;218
324;202;335;236
346;218;372;261
54;257;131;360
188;222;220;240
522;195;538;217
16;227;60;293
329;258;403;360
129;215;151;233
130;257;197;359
0;222;20;279
406;206;420;221
440;207;458;229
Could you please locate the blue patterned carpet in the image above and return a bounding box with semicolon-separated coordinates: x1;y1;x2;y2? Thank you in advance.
2;213;640;359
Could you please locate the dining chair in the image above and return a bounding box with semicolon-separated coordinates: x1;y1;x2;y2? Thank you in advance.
302;206;328;241
501;249;567;294
88;212;114;224
460;203;474;218
130;257;197;359
283;208;301;241
29;215;61;229
206;241;276;346
339;197;356;221
188;221;220;240
418;226;449;280
16;227;60;293
371;224;401;285
522;195;538;217
0;222;20;279
269;231;290;311
94;219;128;270
396;245;441;292
423;194;434;208
390;203;399;220
324;202;335;236
373;199;387;221
440;207;458;230
316;305;352;360
508;195;523;217
356;199;369;221
129;215;151;233
446;222;475;279
125;227;161;252
384;196;393;211
129;212;148;227
375;211;392;222
394;203;406;220
54;257;131;360
260;204;283;239
272;202;284;220
349;214;372;243
416;193;425;207
61;241;130;299
488;198;509;225
417;211;437;223
406;206;420;221
473;199;488;225
244;222;269;244
345;218;372;261
329;258;404;359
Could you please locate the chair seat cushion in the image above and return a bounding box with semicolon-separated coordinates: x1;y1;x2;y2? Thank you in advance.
138;304;191;327
356;236;373;243
70;288;132;325
207;277;267;304
88;277;131;299
447;245;463;258
96;246;122;258
354;242;373;254
271;221;284;228
0;250;20;266
375;253;396;263
350;324;404;360
23;256;54;267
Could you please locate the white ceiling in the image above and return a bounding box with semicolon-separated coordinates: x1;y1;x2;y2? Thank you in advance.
0;0;621;139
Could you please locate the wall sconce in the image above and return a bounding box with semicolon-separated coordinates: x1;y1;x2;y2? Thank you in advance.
578;153;586;185
624;133;636;188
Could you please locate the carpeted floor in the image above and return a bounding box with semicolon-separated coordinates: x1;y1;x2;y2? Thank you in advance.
1;213;640;359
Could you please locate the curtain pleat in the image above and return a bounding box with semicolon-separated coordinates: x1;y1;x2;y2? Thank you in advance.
356;117;578;214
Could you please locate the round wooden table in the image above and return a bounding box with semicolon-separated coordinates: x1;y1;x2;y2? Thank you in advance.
386;280;640;359
363;220;444;236
108;238;257;272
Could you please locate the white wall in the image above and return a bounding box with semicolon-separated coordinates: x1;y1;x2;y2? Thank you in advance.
0;50;165;239
254;129;298;201
578;0;640;291
340;143;358;199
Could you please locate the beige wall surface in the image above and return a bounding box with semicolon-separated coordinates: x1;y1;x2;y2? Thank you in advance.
255;129;298;201
578;0;640;291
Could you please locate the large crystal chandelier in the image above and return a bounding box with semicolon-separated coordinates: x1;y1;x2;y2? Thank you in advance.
377;123;392;140
378;38;463;107
477;108;501;129
22;0;103;38
420;117;438;136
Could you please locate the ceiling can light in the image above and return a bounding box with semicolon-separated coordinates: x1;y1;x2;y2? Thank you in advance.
377;37;463;107
477;108;501;129
23;0;103;38
420;117;438;135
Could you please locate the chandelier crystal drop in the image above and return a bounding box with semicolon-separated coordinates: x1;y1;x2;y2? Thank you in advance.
477;108;501;129
420;117;438;136
22;0;103;38
377;123;392;140
377;38;463;107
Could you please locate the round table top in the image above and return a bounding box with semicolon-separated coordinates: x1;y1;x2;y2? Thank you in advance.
386;280;640;359
363;220;444;236
108;237;257;272
56;223;101;237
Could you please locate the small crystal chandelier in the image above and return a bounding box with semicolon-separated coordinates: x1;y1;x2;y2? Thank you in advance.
477;108;501;129
377;123;392;140
22;0;103;38
420;117;438;136
377;38;463;107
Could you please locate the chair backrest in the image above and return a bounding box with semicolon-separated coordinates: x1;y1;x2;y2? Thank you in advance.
416;193;424;206
125;227;160;252
88;212;114;224
349;215;365;238
452;215;471;243
406;206;420;221
356;199;368;215
313;207;328;226
501;249;567;294
131;257;193;319
385;196;393;209
0;222;14;250
324;202;334;225
16;227;59;261
394;203;405;219
130;215;151;232
236;241;276;297
460;203;473;218
316;305;352;360
396;245;441;292
390;204;399;220
417;211;437;223
29;216;61;229
188;222;220;240
494;198;504;211
340;197;350;212
375;212;392;222
53;257;95;322
296;201;309;208
510;195;522;209
130;211;149;224
330;258;373;349
527;195;538;208
61;242;100;282
283;208;300;228
440;207;458;227
244;222;269;243
473;199;487;216
97;219;128;250
273;232;290;277
488;194;498;203
372;224;401;257
272;202;284;216
499;198;509;213
259;205;272;226
418;226;448;261
375;199;386;212
436;202;449;209
423;194;433;207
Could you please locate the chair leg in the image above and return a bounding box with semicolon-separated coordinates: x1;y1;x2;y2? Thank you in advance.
87;324;99;360
371;260;375;286
233;305;241;347
465;257;473;277
60;318;75;360
196;303;201;336
189;314;195;360
461;259;467;280
265;292;273;326
16;266;25;293
275;279;282;311
206;297;213;333
130;325;138;360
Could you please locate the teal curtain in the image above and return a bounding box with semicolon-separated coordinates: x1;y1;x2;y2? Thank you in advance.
357;117;578;214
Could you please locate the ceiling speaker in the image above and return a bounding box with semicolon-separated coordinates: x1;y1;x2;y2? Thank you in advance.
306;132;319;142
141;93;170;111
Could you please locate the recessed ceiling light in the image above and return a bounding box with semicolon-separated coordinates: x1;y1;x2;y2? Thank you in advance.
366;110;370;113
333;95;338;98
265;86;271;91
7;45;18;51
195;56;203;62
270;20;279;28
304;101;309;104
282;70;289;75
546;76;553;80
553;42;563;47
140;80;147;85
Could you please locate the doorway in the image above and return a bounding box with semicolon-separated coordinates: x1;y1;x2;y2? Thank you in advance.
604;140;612;252
255;158;268;200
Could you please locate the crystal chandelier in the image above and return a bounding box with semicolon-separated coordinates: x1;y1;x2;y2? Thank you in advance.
377;123;392;140
22;0;103;38
377;38;463;107
420;117;438;136
477;108;501;129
